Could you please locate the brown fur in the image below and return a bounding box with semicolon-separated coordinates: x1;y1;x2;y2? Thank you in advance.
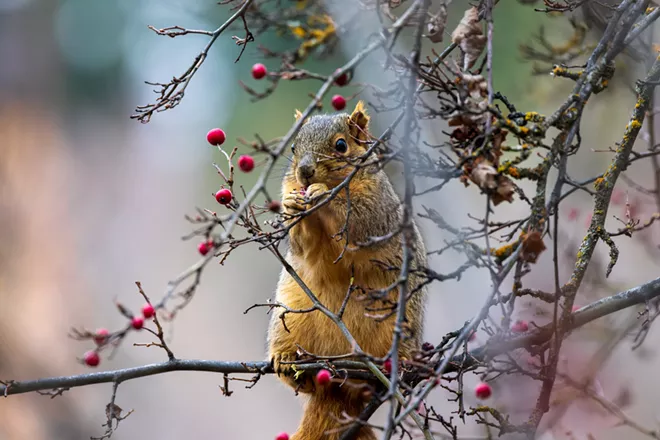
268;102;427;440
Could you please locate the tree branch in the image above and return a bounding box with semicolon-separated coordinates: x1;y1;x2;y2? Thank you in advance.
3;277;658;398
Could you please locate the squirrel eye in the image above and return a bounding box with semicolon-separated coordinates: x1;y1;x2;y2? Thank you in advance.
335;138;348;154
291;144;296;155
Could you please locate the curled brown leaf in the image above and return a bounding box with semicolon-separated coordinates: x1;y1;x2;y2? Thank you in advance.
448;74;489;127
451;7;486;70
520;231;546;263
468;160;515;206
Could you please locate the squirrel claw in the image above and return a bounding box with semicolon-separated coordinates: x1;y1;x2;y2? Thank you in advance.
305;183;329;204
282;193;306;216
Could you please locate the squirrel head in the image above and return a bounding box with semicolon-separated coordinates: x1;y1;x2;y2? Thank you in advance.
289;101;371;189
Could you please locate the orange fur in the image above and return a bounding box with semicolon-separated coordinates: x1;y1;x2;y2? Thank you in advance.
268;102;427;439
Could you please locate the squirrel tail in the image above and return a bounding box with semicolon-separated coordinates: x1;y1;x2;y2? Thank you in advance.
291;387;376;440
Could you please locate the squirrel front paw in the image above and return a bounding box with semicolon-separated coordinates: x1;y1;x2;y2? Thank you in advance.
282;192;306;217
304;183;329;204
281;184;329;220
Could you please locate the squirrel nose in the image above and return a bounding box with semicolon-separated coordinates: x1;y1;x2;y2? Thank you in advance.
297;153;316;181
298;163;315;179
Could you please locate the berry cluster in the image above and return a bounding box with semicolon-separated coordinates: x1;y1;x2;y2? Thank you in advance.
250;63;350;111
82;302;157;368
197;122;284;259
205;126;258;210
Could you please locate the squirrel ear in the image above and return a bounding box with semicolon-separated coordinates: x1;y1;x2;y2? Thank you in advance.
294;109;304;121
348;100;370;142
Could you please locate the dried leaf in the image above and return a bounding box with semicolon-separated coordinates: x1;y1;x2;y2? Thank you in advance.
492;175;515;206
520;231;546;263
451;7;486;70
491;129;508;151
447;97;488;127
450;126;479;143
448;73;488;127
468;160;515;206
459;174;470;187
106;403;123;420
460;73;488;97
426;6;448;43
470;161;498;191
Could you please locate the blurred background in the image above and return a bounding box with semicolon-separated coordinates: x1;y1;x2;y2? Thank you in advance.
1;0;659;439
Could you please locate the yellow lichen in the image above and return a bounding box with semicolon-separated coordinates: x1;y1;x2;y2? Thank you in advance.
294;14;336;60
525;112;539;121
552;66;565;76
491;240;519;259
290;26;307;38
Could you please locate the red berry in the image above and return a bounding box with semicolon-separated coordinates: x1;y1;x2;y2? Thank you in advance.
572;305;580;312
334;70;349;86
238;155;255;172
268;200;281;213
215;188;232;205
206;128;226;146
93;328;109;345
198;240;213;256
142;303;155;319
84;350;100;367
131;316;144;330
511;320;529;333
475;382;492;399
252;63;267;79
422;342;434;352
316;369;331;386
383;359;392;374
275;433;289;440
331;95;346;111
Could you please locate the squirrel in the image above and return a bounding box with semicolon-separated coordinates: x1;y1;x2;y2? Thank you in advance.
267;101;427;440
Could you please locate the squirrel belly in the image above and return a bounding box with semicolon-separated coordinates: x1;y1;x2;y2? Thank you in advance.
269;173;425;368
